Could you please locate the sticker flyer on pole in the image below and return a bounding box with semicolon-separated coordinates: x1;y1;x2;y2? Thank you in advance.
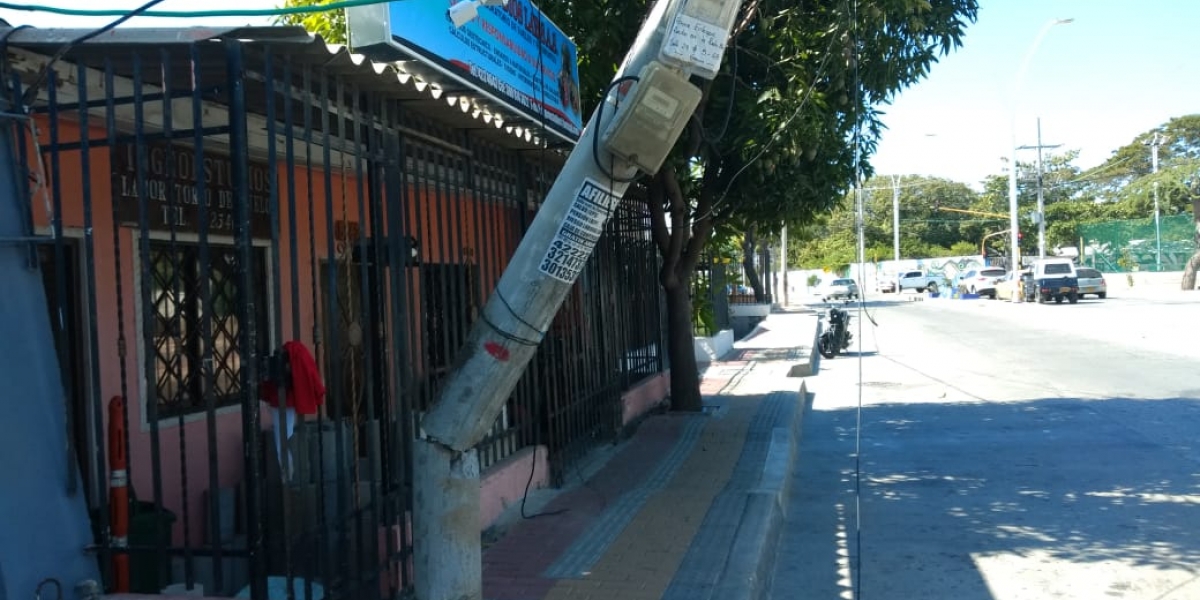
539;178;620;283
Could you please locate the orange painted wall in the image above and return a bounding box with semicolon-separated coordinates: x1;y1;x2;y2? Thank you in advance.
28;115;528;547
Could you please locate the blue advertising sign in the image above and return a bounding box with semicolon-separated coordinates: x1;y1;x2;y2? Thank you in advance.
353;0;583;141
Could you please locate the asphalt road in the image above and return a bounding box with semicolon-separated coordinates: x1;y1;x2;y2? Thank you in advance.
768;293;1200;600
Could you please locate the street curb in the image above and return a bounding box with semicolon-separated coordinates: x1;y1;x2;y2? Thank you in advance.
712;379;809;600
787;318;822;377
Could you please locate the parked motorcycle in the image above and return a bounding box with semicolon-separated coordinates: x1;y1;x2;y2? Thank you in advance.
819;307;853;359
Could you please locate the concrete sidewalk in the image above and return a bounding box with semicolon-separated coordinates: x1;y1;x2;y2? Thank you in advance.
481;309;820;600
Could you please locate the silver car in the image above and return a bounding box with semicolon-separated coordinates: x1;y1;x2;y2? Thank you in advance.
822;278;860;301
1076;267;1107;298
958;267;1007;298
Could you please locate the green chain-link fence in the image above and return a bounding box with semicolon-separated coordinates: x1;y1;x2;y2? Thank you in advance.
1078;214;1196;272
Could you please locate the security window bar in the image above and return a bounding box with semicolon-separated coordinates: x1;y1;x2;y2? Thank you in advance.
147;240;268;418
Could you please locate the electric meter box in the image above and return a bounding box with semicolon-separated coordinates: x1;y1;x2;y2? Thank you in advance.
601;61;702;175
659;0;741;79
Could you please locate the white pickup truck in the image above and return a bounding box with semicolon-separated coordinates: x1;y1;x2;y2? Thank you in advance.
896;270;947;294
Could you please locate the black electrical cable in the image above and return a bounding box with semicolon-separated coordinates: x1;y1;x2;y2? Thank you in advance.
519;4;567;520
496;288;542;337
689;31;840;225
849;0;866;597
592;75;642;183
520;443;567;519
21;0;171;107
702;37;739;145
0;24;32;94
478;309;541;346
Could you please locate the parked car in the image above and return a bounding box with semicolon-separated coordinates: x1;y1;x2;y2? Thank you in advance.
957;267;1007;298
1031;258;1079;304
875;278;897;293
896;270;946;294
994;268;1035;302
1076;267;1107;298
822;278;860;301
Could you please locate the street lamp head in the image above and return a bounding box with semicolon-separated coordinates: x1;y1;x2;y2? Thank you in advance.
1054;18;1075;25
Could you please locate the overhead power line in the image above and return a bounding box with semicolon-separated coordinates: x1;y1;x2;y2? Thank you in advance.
0;0;391;19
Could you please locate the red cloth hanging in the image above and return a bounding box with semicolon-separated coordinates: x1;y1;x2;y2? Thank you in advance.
260;341;326;415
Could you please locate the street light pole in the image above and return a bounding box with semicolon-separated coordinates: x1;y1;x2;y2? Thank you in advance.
1036;118;1046;258
1008;17;1073;300
891;174;901;261
1150;132;1164;271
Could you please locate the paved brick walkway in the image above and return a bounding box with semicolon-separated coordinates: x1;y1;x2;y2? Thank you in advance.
481;310;819;600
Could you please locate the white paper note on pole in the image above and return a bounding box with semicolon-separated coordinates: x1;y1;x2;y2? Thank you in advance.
661;13;728;77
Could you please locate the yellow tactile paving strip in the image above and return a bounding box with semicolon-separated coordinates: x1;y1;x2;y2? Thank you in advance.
541;397;759;600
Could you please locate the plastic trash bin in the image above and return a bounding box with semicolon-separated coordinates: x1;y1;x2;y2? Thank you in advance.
129;501;176;593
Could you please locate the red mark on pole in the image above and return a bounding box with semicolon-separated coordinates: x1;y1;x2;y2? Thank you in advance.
484;341;510;362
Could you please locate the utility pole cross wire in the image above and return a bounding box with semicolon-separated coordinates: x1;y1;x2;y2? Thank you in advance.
1016;117;1062;259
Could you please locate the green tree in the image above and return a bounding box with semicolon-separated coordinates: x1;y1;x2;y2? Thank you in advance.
1079;115;1200;202
276;0;347;44
1073;116;1200;287
1011;150;1085;252
561;0;978;411
948;240;978;257
791;174;991;270
279;0;981;409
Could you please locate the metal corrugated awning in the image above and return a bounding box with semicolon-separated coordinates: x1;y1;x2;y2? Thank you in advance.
0;24;569;154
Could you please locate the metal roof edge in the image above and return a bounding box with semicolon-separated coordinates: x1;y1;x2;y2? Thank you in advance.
0;24;572;154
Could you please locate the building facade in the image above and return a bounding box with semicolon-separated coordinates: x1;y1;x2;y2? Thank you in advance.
1;26;667;599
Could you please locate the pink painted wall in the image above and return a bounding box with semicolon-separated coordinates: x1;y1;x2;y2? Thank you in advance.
27;121;253;546
621;372;671;426
31;119;371;545
479;445;549;530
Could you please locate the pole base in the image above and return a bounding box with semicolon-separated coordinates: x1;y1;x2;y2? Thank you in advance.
413;440;481;600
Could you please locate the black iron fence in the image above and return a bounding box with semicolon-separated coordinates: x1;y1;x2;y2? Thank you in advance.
4;28;664;600
691;254;731;336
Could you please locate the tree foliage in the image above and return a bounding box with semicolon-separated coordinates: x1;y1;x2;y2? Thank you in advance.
795;175;984;269
549;0;980;410
277;0;348;44
272;0;984;408
1078;115;1200;202
792;115;1200;287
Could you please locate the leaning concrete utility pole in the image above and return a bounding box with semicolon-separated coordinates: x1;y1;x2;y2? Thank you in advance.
411;0;747;597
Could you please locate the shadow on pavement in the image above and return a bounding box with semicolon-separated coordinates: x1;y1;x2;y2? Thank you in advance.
772;395;1200;600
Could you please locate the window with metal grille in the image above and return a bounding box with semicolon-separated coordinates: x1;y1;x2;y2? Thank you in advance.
145;240;269;419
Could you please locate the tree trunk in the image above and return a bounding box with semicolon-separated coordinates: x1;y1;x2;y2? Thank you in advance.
759;243;773;302
742;226;765;301
1183;251;1200;290
663;279;703;411
646;161;718;415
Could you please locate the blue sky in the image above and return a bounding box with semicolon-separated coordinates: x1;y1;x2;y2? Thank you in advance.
1;1;1196;190
870;0;1199;188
